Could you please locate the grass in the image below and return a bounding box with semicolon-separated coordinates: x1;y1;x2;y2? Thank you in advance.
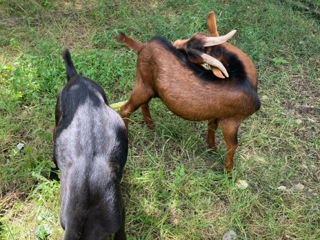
0;0;320;239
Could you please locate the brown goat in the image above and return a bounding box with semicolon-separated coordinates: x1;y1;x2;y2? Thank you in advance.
117;11;260;172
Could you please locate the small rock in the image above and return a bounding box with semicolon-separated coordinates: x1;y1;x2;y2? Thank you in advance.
173;218;179;225
277;186;287;191
235;180;248;190
222;230;237;240
294;183;304;191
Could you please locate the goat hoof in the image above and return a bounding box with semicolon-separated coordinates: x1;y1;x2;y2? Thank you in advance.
146;122;155;130
225;165;233;173
207;142;217;151
208;145;217;151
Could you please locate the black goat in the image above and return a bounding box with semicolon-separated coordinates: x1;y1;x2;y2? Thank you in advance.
53;49;128;240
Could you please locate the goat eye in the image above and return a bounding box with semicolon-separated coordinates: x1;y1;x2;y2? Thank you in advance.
187;38;205;51
209;47;221;57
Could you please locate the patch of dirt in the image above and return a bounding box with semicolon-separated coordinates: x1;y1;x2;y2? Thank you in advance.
286;0;320;22
294;126;317;140
280;71;320;142
296;104;320;117
55;23;94;50
0;192;21;217
0;1;97;51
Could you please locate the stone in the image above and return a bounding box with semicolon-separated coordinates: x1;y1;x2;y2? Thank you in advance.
235;180;248;190
222;230;237;240
294;183;304;191
277;186;287;191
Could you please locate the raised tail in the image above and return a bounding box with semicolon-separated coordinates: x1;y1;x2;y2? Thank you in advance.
116;32;145;53
62;49;78;81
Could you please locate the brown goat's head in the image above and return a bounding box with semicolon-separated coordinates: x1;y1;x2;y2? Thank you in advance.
173;11;236;79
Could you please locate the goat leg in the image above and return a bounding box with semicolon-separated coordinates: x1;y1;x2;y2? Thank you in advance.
141;103;155;129
120;77;154;131
113;203;126;240
207;119;218;150
220;118;241;172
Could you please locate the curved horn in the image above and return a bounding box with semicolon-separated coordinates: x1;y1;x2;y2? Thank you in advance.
203;29;237;47
200;52;229;78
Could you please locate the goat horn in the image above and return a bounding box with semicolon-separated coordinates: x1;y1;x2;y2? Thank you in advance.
203;29;237;47
200;52;229;78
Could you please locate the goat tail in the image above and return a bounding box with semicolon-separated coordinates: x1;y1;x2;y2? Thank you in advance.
62;48;78;81
116;32;145;53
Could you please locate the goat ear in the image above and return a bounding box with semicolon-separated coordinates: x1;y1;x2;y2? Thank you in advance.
173;38;189;50
187;49;229;78
208;11;219;36
185;48;206;64
211;67;226;79
200;52;229;78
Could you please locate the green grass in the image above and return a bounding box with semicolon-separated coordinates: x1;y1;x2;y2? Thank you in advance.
1;0;320;239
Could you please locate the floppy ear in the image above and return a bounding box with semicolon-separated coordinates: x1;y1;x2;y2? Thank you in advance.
173;38;189;50
185;48;206;64
208;11;219;37
186;48;228;78
211;67;225;78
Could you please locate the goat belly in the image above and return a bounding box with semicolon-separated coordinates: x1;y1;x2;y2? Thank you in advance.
156;79;252;121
